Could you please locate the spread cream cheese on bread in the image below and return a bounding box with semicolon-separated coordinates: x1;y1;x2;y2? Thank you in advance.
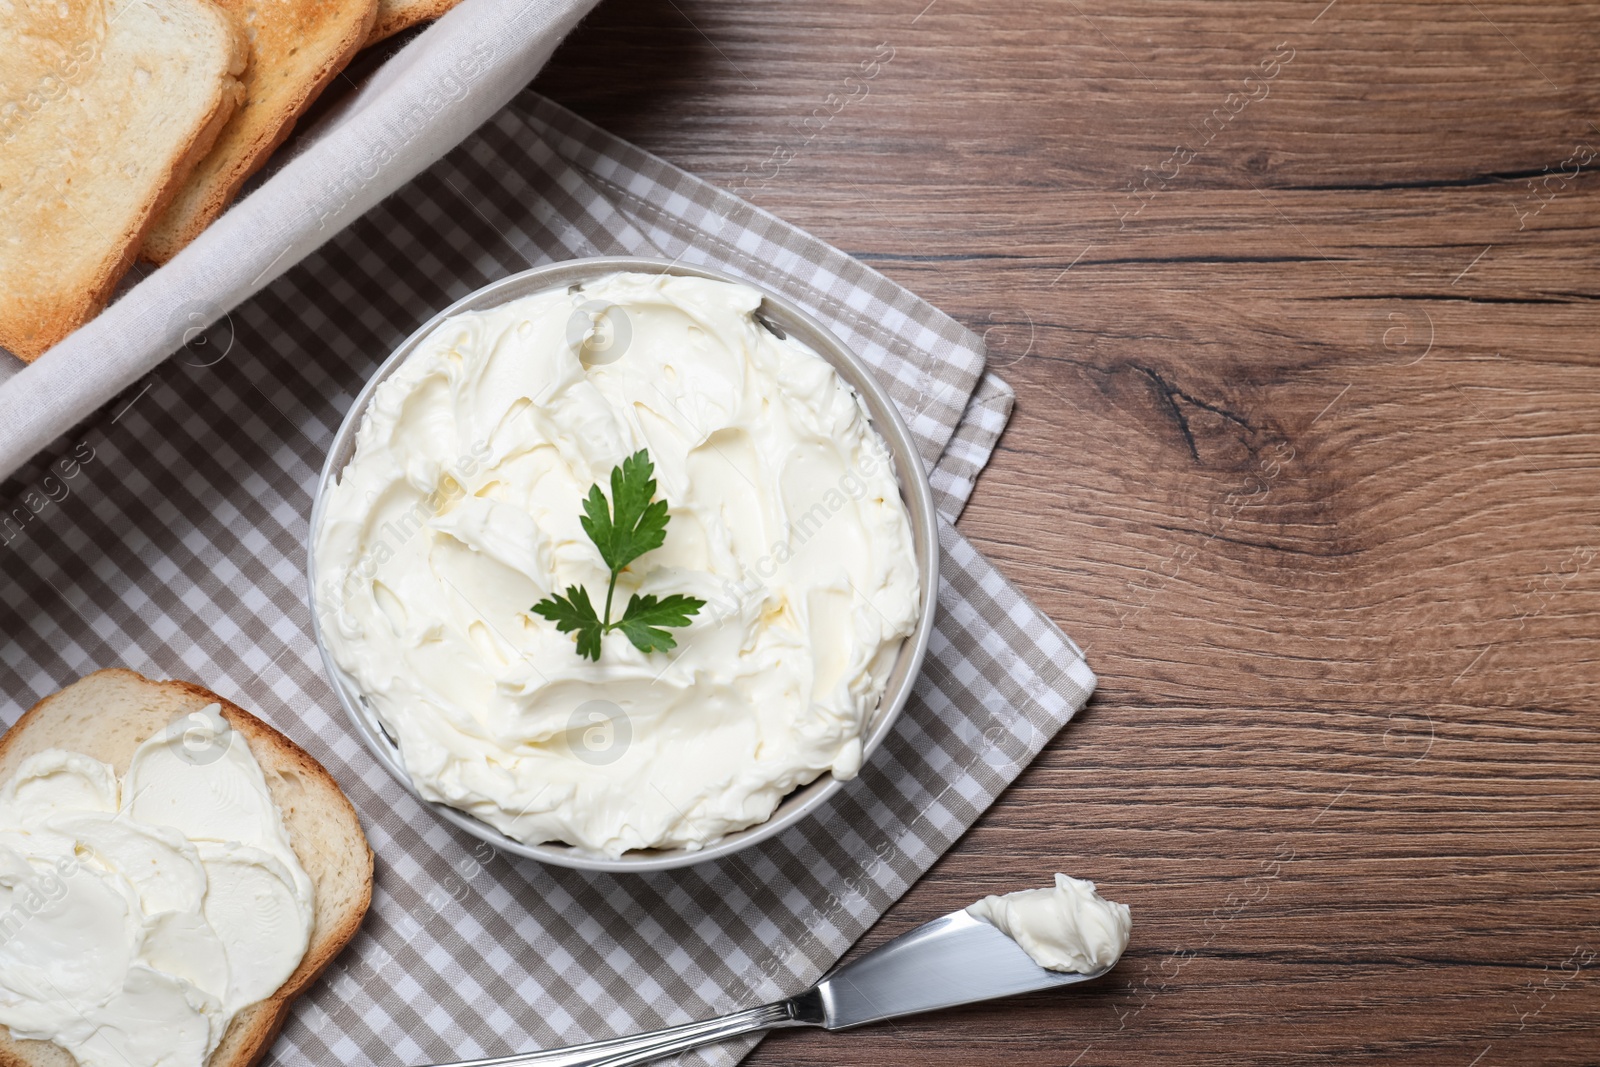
0;705;314;1067
967;874;1131;974
315;271;920;856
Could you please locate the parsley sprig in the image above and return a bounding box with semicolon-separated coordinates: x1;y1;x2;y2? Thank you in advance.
531;449;704;661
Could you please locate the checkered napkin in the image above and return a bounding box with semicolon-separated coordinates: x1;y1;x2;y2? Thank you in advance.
0;95;1095;1066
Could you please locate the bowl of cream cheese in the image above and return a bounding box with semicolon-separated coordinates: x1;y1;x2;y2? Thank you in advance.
308;257;938;872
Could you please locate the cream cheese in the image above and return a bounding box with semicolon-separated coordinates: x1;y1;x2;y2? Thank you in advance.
967;874;1132;974
0;708;315;1067
314;271;920;856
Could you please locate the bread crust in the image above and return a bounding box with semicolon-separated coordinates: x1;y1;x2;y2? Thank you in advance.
0;668;374;1067
141;0;381;264
365;0;465;47
0;3;248;361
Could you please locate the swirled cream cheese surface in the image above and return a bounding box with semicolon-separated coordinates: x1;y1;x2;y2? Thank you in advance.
314;272;920;856
967;874;1132;974
0;708;314;1067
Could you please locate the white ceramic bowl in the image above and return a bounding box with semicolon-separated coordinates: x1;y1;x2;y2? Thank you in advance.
307;257;939;873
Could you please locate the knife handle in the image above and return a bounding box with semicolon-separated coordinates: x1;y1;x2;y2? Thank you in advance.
425;998;812;1067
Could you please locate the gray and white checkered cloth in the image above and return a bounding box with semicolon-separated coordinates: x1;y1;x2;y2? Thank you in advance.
0;95;1095;1066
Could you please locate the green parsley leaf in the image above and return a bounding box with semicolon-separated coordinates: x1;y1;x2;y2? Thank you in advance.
616;592;708;655
531;449;703;661
580;450;670;574
531;585;605;662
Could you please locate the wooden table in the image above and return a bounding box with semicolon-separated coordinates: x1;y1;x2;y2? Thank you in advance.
534;1;1600;1063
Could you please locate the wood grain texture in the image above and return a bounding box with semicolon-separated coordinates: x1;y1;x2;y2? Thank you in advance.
532;1;1600;1063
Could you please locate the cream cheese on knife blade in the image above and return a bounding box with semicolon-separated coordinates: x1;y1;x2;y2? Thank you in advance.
967;874;1132;974
0;708;314;1067
315;272;920;856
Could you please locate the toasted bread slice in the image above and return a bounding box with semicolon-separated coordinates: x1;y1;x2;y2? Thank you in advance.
365;0;464;46
0;0;246;361
141;0;379;264
0;668;373;1067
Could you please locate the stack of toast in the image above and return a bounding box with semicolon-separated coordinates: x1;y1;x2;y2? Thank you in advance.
0;0;466;362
